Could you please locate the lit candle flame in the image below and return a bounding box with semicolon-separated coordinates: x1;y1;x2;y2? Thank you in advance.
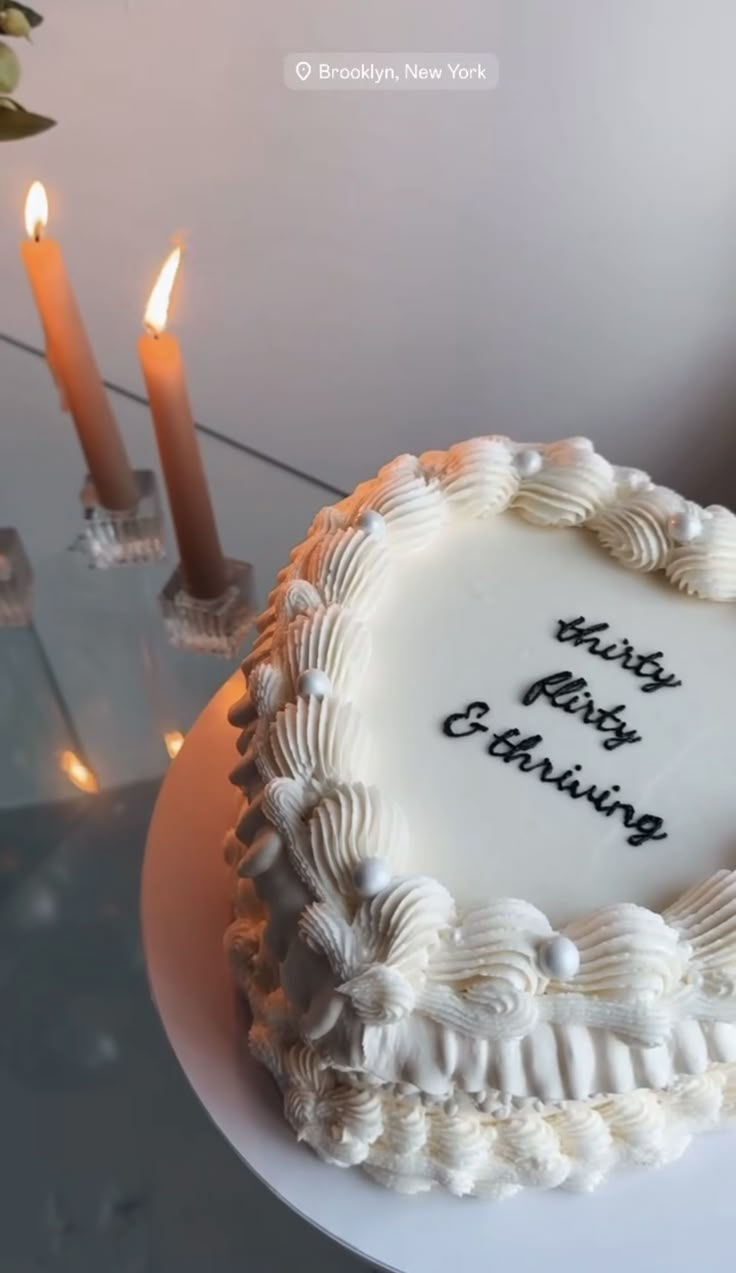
164;730;184;759
60;749;99;794
144;246;182;337
24;180;49;241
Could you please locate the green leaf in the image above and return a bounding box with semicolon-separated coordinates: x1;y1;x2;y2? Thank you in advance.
0;98;55;140
0;3;42;29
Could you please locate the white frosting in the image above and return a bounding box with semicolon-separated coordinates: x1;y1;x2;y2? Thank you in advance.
350;454;446;553
297;527;391;616
590;486;679;572
257;697;372;787
666;505;736;600
428;899;552;993
562;904;685;998
224;435;736;1198
512;440;616;526
359;515;736;920
442;437;519;515
287;604;370;698
305;784;408;907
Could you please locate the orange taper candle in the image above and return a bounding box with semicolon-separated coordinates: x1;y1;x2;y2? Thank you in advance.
20;182;139;512
138;248;227;600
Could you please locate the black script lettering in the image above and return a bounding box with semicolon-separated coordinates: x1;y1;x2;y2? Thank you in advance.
441;704;668;849
627;813;667;847
521;669;642;750
442;701;490;738
555;617;682;693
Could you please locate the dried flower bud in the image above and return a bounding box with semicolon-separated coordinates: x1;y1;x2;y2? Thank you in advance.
0;41;20;92
0;8;32;38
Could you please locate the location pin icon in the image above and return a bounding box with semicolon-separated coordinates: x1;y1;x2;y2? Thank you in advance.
295;61;312;81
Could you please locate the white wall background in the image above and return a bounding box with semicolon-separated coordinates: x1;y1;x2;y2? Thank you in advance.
4;1;736;499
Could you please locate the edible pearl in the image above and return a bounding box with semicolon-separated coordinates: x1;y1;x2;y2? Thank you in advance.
513;448;543;478
540;934;580;981
297;668;331;699
357;509;387;538
352;857;391;899
668;508;703;544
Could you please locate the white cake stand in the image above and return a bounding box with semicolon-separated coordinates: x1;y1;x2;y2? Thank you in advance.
142;674;734;1273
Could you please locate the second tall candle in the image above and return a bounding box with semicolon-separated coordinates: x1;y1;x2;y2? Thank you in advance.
138;248;227;600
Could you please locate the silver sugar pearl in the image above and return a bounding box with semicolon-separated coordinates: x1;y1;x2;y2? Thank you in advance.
539;934;580;981
352;857;391;899
297;668;332;699
513;448;543;478
357;509;387;538
668;508;703;544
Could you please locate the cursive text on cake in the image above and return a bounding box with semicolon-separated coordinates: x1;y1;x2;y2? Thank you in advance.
521;670;642;751
555;617;682;693
442;702;667;847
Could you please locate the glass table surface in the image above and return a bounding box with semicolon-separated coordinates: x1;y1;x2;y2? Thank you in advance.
0;338;372;1271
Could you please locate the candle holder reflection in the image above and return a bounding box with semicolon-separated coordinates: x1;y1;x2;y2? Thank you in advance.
79;468;165;569
159;557;254;657
59;748;99;794
0;528;33;627
0;621;98;807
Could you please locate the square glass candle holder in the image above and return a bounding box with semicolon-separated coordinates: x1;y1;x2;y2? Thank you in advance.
0;528;33;627
159;558;255;657
79;469;165;568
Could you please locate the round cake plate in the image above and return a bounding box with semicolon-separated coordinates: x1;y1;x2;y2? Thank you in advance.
142;674;735;1273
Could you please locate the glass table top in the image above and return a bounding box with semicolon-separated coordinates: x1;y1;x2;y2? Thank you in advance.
0;338;373;1271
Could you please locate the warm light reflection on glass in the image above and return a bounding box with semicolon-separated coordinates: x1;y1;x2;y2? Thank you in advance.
60;749;99;794
24;180;49;240
164;730;184;759
143;246;182;336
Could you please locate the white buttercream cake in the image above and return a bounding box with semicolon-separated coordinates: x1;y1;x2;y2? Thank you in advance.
224;436;736;1197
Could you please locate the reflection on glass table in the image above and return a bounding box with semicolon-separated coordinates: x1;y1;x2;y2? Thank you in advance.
0;339;374;1272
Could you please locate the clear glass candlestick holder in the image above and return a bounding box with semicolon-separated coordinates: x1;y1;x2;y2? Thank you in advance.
0;528;33;627
159;558;255;657
79;469;165;568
